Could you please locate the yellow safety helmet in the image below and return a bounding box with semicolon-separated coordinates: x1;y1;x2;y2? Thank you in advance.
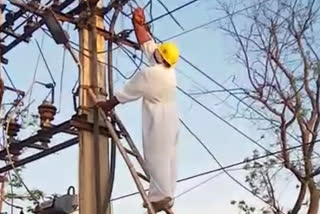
157;42;180;67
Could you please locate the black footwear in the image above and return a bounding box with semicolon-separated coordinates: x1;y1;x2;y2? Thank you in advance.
143;197;172;212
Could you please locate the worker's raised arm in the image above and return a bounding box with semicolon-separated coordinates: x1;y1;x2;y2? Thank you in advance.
132;8;157;64
132;8;151;45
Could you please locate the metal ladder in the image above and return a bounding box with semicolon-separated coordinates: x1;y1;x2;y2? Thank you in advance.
88;89;174;214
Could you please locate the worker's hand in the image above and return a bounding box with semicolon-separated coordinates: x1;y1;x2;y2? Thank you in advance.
132;7;145;25
97;101;113;115
96;97;119;115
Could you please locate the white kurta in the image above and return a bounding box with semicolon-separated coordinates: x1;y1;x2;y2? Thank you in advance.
115;40;179;202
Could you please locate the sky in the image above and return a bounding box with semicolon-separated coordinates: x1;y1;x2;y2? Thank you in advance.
0;0;306;213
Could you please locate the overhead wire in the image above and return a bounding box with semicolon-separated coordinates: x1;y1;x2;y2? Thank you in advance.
147;0;154;32
146;0;308;148
174;167;255;199
27;34;45;113
111;139;319;201
111;31;290;211
0;140;14;214
162;1;272;42
113;39;274;155
188;88;245;96
146;1;308;154
121;0;279;124
2;119;39;205
174;171;225;199
179;118;278;209
2;67;16;89
145;0;199;26
0;126;37;213
177;86;272;153
0;194;23;211
34;0;304;208
0;63;47;209
34;39;56;87
118;44;143;79
155;0;184;30
8;171;14;214
58;35;67;113
41;27;118;55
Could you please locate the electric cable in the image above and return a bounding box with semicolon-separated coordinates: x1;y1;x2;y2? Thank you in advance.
57;38;67;113
145;0;199;26
162;0;272;41
179;118;281;210
114;41;274;156
111;140;319;201
34;39;56;87
118;44;143;79
27;34;45;113
155;0;184;31
2;67;16;89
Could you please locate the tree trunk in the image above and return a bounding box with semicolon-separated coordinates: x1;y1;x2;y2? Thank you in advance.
307;187;320;214
291;183;307;214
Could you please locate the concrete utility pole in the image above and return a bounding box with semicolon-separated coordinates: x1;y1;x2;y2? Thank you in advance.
78;0;110;213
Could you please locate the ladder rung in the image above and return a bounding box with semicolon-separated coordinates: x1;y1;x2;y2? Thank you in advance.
137;172;150;182
124;147;138;157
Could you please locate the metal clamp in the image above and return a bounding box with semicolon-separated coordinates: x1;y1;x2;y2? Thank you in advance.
67;186;76;195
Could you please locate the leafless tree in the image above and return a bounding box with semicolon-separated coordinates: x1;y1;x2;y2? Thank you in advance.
220;0;320;214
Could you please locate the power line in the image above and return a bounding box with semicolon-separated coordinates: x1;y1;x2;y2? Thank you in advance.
124;0;283;130
0;69;47;208
177;86;271;153
179;118;278;209
2;66;16;89
155;30;305;153
118;44;143;79
2;126;39;205
146;0;307;149
188;88;244;96
58;44;67;113
111;140;318;201
174;171;225;199
145;0;279;127
163;0;272;41
27;34;45;113
114;45;274;156
155;0;184;30
35;39;56;86
174;167;253;199
110;41;304;208
145;0;199;26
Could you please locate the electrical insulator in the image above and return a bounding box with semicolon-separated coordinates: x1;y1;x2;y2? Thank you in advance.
9;143;21;161
5;118;21;142
24;20;35;40
37;101;57;147
38;100;57;128
5;12;15;28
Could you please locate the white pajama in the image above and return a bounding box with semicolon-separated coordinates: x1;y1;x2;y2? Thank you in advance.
115;40;179;202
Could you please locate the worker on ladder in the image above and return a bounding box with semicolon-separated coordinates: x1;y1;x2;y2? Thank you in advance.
97;7;180;213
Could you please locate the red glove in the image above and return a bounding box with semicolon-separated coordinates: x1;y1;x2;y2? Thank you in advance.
132;7;145;25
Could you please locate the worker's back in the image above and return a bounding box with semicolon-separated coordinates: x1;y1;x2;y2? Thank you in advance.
142;64;177;104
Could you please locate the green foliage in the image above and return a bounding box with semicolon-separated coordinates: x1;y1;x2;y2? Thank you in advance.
20;112;39;131
4;168;45;212
232;150;281;214
230;200;256;214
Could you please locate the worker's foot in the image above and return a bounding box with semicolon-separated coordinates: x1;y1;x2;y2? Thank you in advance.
143;197;172;212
